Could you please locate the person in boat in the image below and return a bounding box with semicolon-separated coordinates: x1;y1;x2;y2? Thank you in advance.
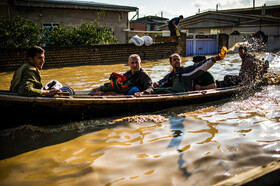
153;53;225;93
221;46;269;87
10;46;74;96
193;55;217;90
90;54;153;96
168;15;183;42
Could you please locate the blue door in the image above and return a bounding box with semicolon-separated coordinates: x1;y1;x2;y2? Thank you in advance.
195;39;217;55
186;40;194;56
186;38;217;56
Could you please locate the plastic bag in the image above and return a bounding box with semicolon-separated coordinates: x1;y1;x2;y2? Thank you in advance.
141;36;153;46
44;80;63;90
129;35;144;46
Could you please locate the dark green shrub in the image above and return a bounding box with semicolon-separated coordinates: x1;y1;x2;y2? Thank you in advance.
0;16;45;49
45;21;118;46
0;16;118;49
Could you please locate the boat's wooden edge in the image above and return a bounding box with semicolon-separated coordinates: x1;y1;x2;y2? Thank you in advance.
0;85;245;100
214;159;280;186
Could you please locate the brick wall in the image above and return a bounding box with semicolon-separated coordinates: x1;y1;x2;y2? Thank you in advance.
0;37;186;72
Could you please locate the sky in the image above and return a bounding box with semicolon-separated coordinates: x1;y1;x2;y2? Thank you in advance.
83;0;280;20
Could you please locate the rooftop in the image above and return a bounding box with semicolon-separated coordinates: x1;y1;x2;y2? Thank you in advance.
14;0;138;12
131;15;168;24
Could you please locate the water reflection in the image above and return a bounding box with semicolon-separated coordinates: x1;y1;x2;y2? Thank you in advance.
0;53;280;185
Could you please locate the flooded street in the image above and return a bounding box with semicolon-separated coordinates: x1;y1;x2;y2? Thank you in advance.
0;53;280;185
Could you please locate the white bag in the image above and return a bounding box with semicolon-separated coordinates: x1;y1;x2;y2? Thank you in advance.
141;36;153;46
44;80;63;90
129;35;144;46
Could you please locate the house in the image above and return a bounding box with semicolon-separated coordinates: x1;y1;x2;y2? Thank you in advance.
0;0;138;44
160;5;280;55
130;15;168;31
127;15;169;42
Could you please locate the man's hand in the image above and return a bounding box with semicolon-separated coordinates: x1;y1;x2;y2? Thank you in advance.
218;47;227;60
195;85;201;90
213;55;221;62
42;89;61;96
134;92;143;97
153;82;159;88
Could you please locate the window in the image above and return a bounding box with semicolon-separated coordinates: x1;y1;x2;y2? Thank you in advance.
210;29;220;34
42;22;60;31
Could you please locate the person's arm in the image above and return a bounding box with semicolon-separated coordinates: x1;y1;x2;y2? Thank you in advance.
181;57;217;80
136;72;153;96
195;83;217;90
194;71;217;90
41;89;61;96
172;20;178;29
155;73;173;88
18;69;43;97
18;69;60;97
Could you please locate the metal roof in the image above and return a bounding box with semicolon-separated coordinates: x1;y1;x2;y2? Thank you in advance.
14;0;138;12
131;16;168;24
159;5;280;30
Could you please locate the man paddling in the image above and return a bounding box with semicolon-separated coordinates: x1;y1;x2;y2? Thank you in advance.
10;46;62;96
153;53;225;93
222;46;269;86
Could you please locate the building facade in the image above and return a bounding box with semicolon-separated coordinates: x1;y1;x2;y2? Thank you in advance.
160;5;280;54
0;0;138;44
130;15;168;31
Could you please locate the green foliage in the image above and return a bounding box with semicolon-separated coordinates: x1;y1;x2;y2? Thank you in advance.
155;33;162;37
0;16;45;49
0;16;118;49
45;21;118;46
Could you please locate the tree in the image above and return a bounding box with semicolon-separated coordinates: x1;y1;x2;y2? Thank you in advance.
0;16;118;49
0;16;45;49
45;21;118;46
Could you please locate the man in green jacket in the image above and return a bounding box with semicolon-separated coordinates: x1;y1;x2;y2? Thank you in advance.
10;46;61;96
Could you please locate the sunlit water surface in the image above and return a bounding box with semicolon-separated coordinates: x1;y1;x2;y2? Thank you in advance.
0;53;280;185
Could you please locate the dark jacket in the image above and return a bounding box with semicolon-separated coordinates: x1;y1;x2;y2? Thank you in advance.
239;53;262;82
123;68;153;94
158;58;216;91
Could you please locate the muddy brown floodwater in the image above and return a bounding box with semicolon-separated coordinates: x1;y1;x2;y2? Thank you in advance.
0;53;279;185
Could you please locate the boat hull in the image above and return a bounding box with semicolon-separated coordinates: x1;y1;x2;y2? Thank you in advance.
0;86;255;129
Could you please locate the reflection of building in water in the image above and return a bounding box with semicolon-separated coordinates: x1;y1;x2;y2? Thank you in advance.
159;5;280;55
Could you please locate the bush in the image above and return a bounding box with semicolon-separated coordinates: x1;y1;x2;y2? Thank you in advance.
45;21;118;46
0;16;45;49
0;16;118;49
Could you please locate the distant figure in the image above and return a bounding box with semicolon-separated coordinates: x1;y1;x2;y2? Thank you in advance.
222;46;269;86
10;46;62;96
168;15;183;42
193;55;217;90
153;52;225;93
90;54;153;97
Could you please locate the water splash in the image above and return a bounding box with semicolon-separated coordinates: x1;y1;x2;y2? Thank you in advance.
227;41;250;52
109;115;168;125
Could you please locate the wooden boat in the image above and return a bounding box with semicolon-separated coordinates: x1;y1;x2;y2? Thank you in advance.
0;85;258;129
214;158;280;186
